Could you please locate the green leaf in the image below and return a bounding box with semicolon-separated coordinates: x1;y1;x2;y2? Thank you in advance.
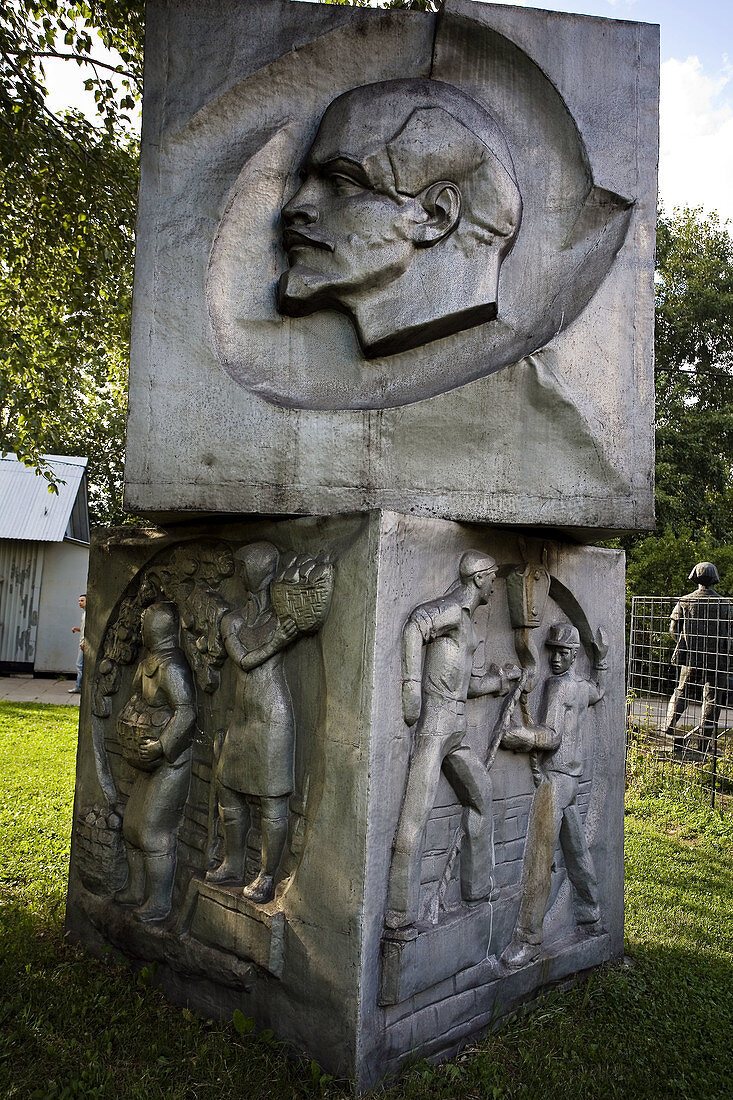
231;1009;254;1036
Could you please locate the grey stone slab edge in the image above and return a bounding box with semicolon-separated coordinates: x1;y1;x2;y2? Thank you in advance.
383;932;616;1078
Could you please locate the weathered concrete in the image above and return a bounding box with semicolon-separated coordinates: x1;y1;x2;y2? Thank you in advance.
66;511;625;1089
124;0;658;533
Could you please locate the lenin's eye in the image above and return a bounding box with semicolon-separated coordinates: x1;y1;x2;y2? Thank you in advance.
329;172;364;195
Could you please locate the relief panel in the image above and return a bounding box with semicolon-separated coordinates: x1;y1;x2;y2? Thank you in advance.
67;513;625;1091
71;533;335;983
124;0;657;531
377;538;618;1012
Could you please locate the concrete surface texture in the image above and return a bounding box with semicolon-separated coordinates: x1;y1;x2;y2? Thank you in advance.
0;674;81;707
66;512;625;1088
124;0;658;533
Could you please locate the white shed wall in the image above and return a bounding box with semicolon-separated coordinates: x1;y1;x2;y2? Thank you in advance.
34;542;90;674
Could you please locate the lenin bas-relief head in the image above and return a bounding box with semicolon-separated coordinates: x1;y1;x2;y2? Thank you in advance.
277;79;523;359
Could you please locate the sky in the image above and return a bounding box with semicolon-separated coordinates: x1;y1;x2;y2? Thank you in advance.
494;0;733;223
43;0;733;223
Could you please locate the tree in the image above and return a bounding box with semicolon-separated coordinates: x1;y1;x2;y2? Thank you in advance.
0;1;144;523
625;207;733;595
318;0;441;10
654;207;733;537
0;0;436;523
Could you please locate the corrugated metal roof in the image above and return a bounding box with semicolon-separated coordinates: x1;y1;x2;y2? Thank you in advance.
0;454;88;542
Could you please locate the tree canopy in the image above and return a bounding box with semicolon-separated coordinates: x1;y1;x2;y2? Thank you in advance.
0;1;143;523
625;207;733;594
0;0;433;524
654;207;733;540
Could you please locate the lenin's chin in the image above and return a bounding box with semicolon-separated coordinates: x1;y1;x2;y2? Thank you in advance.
277;266;342;318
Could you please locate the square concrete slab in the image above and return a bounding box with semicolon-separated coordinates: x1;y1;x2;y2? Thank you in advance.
124;0;658;535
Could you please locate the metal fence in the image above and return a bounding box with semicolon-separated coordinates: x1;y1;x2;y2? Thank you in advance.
626;595;733;814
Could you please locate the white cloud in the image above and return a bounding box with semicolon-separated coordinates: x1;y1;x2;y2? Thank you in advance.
659;56;733;224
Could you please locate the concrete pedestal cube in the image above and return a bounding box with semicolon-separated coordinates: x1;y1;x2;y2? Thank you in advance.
66;511;624;1088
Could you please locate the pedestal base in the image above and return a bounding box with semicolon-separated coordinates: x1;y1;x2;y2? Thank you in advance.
66;510;625;1089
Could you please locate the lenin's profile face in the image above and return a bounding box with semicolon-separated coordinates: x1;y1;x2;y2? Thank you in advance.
280;150;420;307
277;79;523;359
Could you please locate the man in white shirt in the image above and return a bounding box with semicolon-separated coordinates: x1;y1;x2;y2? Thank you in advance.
70;593;86;694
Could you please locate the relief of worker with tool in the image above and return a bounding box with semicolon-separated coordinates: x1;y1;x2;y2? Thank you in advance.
498;621;608;968
384;551;522;934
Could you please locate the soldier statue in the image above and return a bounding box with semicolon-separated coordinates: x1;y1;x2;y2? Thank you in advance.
663;561;732;758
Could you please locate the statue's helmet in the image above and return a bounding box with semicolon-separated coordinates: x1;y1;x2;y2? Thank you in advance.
459;550;498;583
688;561;719;586
546;622;580;650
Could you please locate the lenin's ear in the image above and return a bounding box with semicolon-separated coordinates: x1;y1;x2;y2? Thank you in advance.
412;182;461;247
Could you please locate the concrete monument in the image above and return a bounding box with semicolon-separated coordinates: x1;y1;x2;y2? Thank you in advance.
66;0;656;1090
67;516;625;1088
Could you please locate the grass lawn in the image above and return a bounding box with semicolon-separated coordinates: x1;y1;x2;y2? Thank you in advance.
1;700;732;1099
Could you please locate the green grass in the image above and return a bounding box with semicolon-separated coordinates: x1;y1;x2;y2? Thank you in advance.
626;730;733;816
1;702;732;1099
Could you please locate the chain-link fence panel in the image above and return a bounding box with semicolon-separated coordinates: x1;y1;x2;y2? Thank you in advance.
627;595;733;814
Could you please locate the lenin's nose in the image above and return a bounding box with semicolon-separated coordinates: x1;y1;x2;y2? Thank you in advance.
282;179;319;226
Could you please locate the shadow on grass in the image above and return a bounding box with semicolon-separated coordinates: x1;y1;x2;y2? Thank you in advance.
390;942;733;1100
1;713;730;1100
2;893;731;1100
0;898;341;1100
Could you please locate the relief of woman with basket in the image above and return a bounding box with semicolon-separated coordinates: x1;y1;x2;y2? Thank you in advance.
114;602;196;922
206;541;333;903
